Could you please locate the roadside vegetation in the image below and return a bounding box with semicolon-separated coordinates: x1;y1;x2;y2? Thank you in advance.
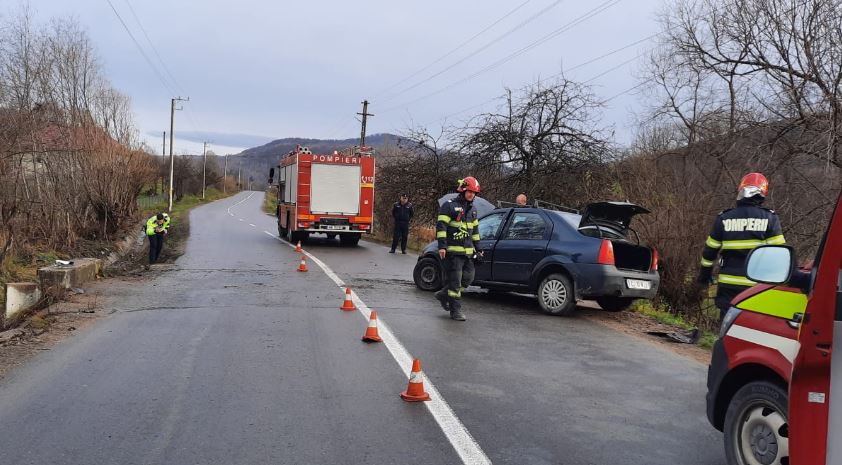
373;0;842;334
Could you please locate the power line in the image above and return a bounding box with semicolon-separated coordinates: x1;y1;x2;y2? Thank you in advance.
105;0;174;96
380;0;622;113
122;0;185;95
374;0;532;99
378;0;567;105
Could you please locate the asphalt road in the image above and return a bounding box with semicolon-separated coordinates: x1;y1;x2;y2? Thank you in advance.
0;192;724;464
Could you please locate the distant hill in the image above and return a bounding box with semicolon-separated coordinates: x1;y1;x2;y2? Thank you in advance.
233;133;398;184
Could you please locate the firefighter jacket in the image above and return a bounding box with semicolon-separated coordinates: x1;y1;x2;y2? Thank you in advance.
392;202;414;224
146;214;171;236
698;200;785;291
436;196;480;256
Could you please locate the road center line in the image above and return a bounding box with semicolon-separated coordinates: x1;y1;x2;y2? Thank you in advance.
262;230;491;465
226;191;256;216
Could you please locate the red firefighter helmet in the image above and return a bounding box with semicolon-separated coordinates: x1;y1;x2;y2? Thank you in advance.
737;172;769;200
456;176;481;193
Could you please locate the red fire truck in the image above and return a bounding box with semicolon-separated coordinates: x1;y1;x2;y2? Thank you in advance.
268;145;375;246
706;186;842;465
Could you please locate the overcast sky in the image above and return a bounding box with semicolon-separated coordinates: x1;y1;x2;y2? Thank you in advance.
25;0;665;154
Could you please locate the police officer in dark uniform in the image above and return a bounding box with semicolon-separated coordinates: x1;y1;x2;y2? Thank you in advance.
390;193;414;254
698;173;786;320
433;177;482;321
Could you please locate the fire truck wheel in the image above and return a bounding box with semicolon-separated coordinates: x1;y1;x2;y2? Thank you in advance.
339;233;361;247
724;380;788;465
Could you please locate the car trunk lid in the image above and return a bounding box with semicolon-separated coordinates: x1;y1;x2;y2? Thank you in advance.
580;202;653;272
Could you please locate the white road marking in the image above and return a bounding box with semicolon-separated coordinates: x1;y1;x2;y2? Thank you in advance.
226;191;256;216
262;230;491;465
238;219;244;222
249;223;256;227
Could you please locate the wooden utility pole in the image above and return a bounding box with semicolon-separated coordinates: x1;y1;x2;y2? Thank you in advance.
168;96;189;213
202;141;208;200
237;161;242;191
357;100;373;147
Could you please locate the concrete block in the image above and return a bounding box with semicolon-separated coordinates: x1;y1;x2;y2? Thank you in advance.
37;258;102;292
5;282;42;320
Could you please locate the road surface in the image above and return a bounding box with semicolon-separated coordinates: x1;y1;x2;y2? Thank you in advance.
0;192;724;464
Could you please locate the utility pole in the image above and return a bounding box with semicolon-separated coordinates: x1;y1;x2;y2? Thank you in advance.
357;99;373;148
202;141;209;200
168;96;189;213
161;131;166;195
223;154;228;194
237;160;242;191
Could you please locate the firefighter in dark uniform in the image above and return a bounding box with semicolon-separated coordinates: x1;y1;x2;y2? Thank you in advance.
698;173;786;320
389;193;414;254
434;177;482;321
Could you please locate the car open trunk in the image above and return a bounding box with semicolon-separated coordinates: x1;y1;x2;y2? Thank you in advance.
579;201;653;272
611;241;652;272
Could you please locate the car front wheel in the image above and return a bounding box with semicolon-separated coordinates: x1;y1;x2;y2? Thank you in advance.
413;257;442;291
537;273;575;316
724;381;789;465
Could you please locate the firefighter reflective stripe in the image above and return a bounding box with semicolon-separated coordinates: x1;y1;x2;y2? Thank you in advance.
721;239;766;250
736;288;807;320
700;257;715;267
447;289;461;298
438;214;452;222
718;274;756;286
766;234;786;245
706;236;722;248
726;324;800;363
436;231;447;238
446;246;474;254
472;234;481;241
449;221;466;228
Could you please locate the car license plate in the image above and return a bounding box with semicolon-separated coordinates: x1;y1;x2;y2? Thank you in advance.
325;225;345;230
626;279;651;290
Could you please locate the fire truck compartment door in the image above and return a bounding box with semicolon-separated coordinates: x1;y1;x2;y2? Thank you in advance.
829;317;842;464
310;164;361;215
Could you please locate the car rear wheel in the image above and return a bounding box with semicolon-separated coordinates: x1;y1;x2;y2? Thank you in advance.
724;381;789;465
413;257;442;291
537;273;575;316
596;296;636;312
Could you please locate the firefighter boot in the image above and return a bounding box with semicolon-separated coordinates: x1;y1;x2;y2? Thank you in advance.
434;289;450;311
449;299;466;321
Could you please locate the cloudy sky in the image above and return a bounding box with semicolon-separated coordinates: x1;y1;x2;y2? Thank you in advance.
26;0;665;154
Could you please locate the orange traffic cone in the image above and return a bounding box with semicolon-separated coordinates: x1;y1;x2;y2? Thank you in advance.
400;359;431;402
297;256;308;272
294;241;302;253
362;311;383;343
340;287;357;311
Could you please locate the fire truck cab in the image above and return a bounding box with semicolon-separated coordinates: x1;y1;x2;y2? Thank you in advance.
268;145;375;246
706;188;842;465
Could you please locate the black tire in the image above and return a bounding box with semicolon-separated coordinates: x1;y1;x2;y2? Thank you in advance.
537;273;576;315
277;221;286;238
413;257;442;291
723;381;789;465
339;233;361;247
596;297;636;312
284;213;293;242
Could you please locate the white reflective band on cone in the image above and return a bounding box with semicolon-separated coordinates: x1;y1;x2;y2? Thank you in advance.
368;320;377;328
409;371;424;383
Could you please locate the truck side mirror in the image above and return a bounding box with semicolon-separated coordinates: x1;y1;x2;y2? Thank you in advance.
746;245;795;284
268;168;275;184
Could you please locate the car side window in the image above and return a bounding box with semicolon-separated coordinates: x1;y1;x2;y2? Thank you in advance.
503;212;546;240
478;213;506;240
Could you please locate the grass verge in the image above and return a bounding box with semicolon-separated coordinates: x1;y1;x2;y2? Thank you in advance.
631;300;719;351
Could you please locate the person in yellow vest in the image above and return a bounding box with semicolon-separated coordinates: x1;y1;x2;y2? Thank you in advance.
145;212;171;269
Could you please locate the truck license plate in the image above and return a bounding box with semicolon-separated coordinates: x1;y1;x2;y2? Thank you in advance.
626;279;651;290
325;225;345;230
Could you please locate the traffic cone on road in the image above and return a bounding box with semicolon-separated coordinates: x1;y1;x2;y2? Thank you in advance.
297;256;308;272
294;241;303;253
340;287;357;311
400;358;431;402
362;311;383;343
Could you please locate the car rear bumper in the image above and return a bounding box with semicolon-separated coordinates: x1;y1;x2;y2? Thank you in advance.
571;264;659;299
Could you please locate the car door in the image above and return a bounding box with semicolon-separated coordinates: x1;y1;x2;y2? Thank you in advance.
789;191;842;465
473;211;510;282
492;211;551;284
